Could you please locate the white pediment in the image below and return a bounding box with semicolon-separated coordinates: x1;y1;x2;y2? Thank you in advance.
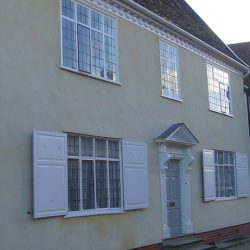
155;123;199;146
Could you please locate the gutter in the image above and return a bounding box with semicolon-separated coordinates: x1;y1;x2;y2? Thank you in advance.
116;0;249;73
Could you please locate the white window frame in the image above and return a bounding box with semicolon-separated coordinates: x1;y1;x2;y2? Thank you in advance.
60;0;120;84
214;150;237;201
66;134;123;217
160;40;182;101
207;63;232;116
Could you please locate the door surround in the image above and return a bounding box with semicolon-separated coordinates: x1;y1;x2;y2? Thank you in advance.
158;143;194;239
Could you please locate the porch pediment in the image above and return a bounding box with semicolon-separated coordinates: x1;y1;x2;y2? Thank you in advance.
154;123;199;146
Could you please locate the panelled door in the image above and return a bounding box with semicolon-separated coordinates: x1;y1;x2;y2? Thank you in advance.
166;159;182;236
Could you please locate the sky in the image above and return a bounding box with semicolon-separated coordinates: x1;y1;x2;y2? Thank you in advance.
185;0;250;45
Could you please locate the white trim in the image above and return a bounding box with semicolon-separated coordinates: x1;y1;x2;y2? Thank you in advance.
215;197;237;202
59;65;122;85
208;108;234;118
65;208;123;218
82;0;245;75
161;95;183;103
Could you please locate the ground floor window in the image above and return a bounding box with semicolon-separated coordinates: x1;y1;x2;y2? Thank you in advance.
67;134;121;212
214;150;236;198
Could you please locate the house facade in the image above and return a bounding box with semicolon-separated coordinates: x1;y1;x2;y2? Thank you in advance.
0;0;250;250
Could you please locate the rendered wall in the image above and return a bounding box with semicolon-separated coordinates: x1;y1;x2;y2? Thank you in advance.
0;0;249;249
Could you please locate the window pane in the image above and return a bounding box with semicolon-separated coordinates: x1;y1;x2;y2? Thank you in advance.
77;4;89;25
68;159;80;211
105;35;116;81
229;153;234;164
218;151;223;164
219;166;225;197
230;166;236;196
62;0;75;19
68;135;79;156
215;166;220;197
91;30;104;77
109;161;121;208
224;166;231;197
95;139;106;157
81;137;93;156
78;25;91;73
223;152;229;164
62;18;77;69
108;140;119;159
91;10;103;31
104;16;115;36
82;161;95;209
96;161;108;208
214;151;218;164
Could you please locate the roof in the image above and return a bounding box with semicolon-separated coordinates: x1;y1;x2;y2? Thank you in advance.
155;123;199;145
132;0;244;65
229;42;250;87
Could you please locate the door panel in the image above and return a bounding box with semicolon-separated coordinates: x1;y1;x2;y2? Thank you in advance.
166;160;182;236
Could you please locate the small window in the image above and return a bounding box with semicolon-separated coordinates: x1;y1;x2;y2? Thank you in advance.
61;0;118;81
215;150;236;198
207;64;232;115
67;135;121;213
160;41;180;100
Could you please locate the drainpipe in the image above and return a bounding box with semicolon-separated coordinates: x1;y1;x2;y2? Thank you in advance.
244;85;250;137
244;69;250;78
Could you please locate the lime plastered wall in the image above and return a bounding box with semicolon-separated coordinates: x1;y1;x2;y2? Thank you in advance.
0;0;250;249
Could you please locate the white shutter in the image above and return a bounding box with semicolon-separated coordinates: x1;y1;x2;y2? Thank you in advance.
33;131;68;218
203;149;216;201
122;141;149;210
236;153;249;198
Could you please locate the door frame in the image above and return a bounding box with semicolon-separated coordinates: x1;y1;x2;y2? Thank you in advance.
158;143;194;239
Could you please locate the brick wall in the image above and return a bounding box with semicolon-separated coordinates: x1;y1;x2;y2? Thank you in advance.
197;223;250;244
131;223;250;249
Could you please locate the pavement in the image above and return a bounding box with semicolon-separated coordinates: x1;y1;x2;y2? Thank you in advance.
227;241;250;249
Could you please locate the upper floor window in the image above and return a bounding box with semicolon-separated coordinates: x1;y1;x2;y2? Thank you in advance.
160;41;180;100
207;64;232;115
61;0;118;81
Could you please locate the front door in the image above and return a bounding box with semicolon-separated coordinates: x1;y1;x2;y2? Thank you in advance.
166;159;182;236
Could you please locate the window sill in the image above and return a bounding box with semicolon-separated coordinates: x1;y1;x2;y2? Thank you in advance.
215;197;237;202
209;108;234;118
64;208;124;218
59;65;122;86
161;95;183;103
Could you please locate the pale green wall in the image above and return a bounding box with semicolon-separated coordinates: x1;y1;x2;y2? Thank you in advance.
0;0;249;249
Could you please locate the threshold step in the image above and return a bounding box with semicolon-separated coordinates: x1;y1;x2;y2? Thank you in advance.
162;236;202;248
184;244;215;250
